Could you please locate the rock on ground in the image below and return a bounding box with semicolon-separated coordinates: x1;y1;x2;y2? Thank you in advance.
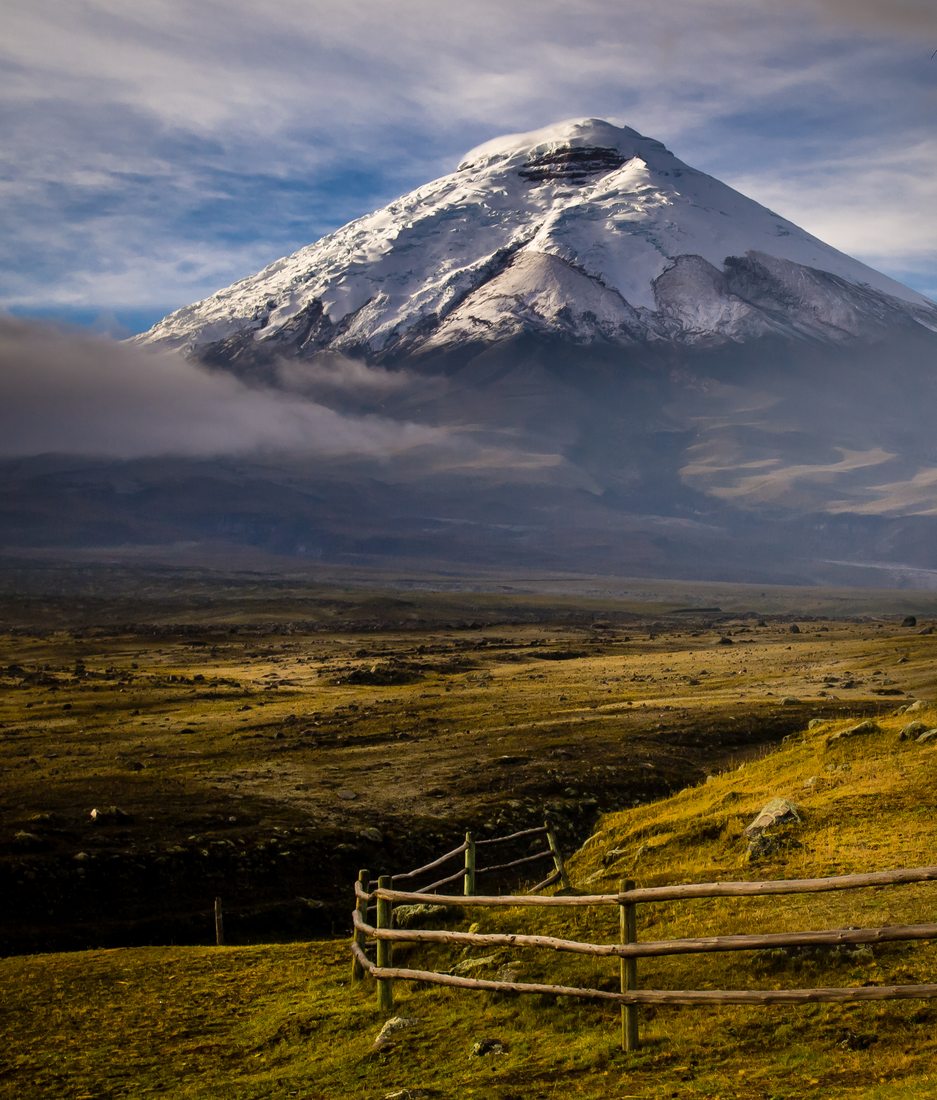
744;798;802;862
373;1016;420;1052
825;720;880;747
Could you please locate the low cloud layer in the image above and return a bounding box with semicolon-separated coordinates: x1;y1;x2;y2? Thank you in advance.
274;355;419;402
0;317;445;459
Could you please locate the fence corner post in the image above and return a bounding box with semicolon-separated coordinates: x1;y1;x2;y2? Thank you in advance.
214;896;224;946
376;874;394;1013
351;868;369;982
619;877;639;1052
545;817;571;890
464;831;476;896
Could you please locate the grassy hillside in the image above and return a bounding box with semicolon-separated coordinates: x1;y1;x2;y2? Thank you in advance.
1;703;935;1099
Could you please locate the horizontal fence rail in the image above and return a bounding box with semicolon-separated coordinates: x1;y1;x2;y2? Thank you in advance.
352;909;937;960
351;863;937;1049
363;864;937;908
381;841;469;885
476;825;549;846
351;944;937;1006
416;866;468;895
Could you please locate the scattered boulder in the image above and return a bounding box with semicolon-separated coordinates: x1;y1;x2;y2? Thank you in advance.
825;720;880;747
916;729;937;745
919;626;934;636
744;798;802;861
780;697;801;706
393;903;459;929
337;661;423;686
789;624;801;634
902;615;918;627
28;811;63;826
89;806;132;824
745;798;801;836
372;1016;420;1052
12;830;45;849
899;721;928;741
471;1037;507;1056
717;636;734;646
807;718;825;730
905;700;927;713
451;954;500;976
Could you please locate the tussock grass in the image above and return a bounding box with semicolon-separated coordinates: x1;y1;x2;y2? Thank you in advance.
2;704;936;1097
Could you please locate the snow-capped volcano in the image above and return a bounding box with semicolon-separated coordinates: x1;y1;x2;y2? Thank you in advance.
137;118;936;363
9;120;937;584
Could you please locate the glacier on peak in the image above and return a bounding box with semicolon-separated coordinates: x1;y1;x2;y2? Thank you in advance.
136;118;936;363
457;117;666;169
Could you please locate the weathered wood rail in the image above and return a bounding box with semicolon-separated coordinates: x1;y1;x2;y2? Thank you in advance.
366;820;570;899
351;863;937;1050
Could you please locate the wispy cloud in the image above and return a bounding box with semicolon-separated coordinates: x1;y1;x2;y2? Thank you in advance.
727;133;937;290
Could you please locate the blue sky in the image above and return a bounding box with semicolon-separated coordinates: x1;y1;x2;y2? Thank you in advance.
2;0;936;335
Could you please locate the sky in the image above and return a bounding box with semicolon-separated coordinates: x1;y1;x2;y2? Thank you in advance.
2;0;936;337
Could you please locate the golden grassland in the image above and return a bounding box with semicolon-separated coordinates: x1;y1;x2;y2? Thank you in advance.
4;580;935;850
2;700;936;1099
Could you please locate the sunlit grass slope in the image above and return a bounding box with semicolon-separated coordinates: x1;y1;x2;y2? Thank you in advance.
1;705;935;1099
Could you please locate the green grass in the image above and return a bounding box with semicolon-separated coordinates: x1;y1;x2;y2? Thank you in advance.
2;704;936;1098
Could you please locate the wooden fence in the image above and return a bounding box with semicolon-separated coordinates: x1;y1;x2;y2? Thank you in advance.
364;820;571;899
351;863;937;1050
352;821;569;993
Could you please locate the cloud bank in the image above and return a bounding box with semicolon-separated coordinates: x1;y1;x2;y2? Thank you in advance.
0;317;443;458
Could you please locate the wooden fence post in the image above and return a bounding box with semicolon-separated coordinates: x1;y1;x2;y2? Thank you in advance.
464;832;476;896
214;896;225;946
352;869;369;982
376;875;394;1012
620;878;639;1051
545;818;571;890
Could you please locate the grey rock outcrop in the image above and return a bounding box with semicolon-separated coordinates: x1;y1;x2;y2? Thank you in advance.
899;721;928;741
744;798;802;861
825;720;879;747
